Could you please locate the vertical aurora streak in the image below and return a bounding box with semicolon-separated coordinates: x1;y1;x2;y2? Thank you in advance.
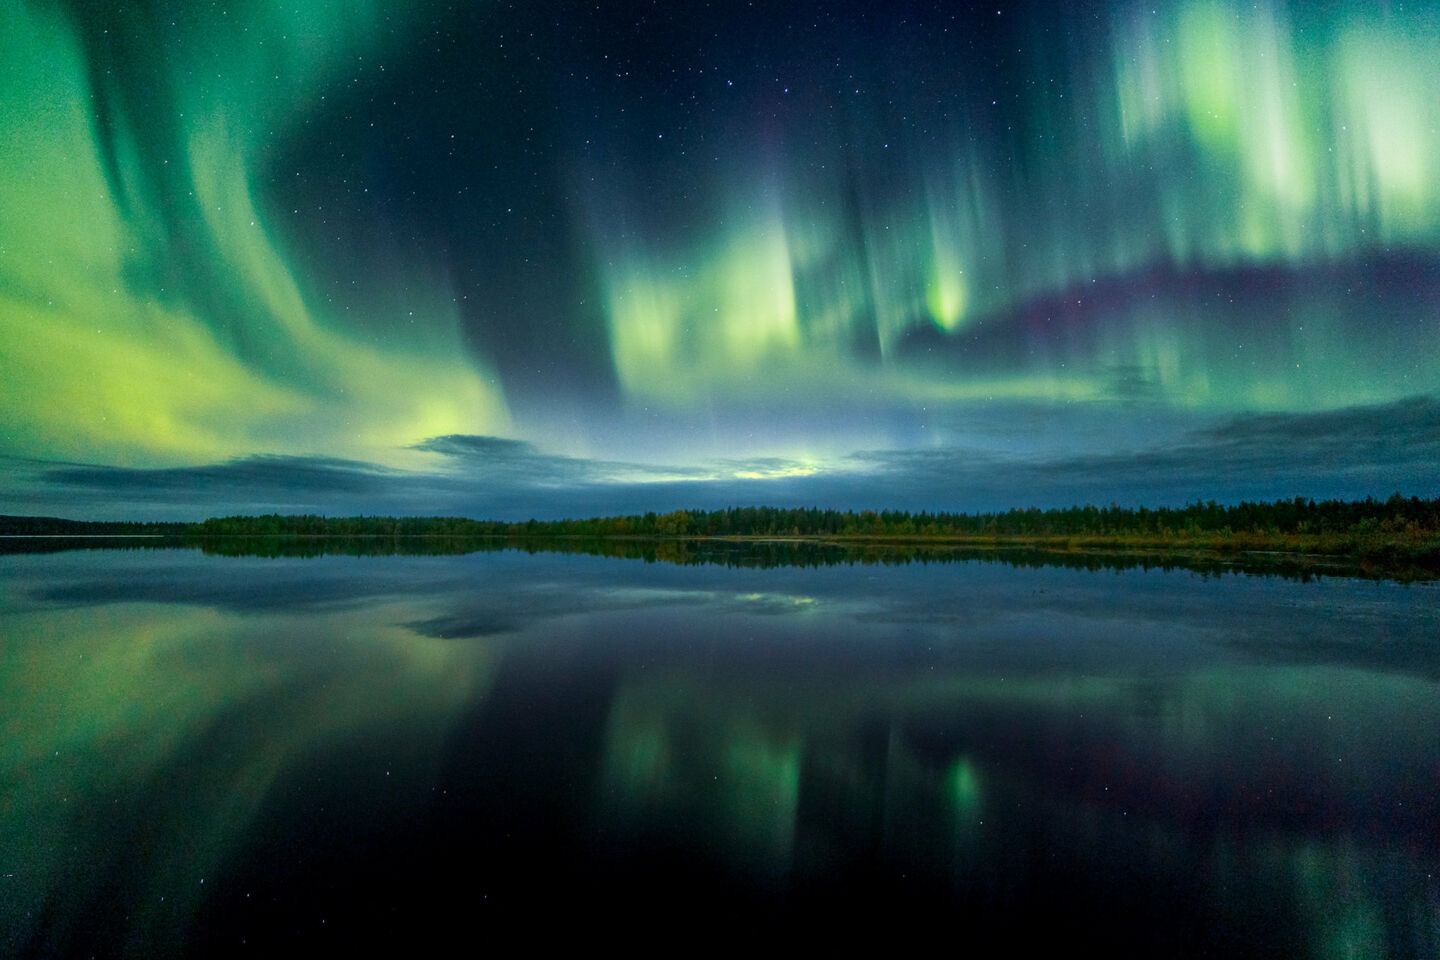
1;0;1436;506
583;0;1440;415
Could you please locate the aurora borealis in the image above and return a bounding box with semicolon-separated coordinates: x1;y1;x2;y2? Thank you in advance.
2;0;1438;518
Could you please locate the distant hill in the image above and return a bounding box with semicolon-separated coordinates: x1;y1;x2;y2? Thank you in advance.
0;516;188;536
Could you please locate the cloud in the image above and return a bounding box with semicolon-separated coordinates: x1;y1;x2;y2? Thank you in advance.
43;455;399;495
717;456;822;480
414;434;712;485
1036;394;1440;496
413;435;537;458
847;394;1440;508
1192;395;1440;452
2;396;1436;522
0;454;423;520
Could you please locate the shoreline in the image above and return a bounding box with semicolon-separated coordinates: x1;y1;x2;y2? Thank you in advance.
6;529;1436;562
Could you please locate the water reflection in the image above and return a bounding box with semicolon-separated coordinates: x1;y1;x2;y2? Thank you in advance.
2;553;502;955
1;547;1436;955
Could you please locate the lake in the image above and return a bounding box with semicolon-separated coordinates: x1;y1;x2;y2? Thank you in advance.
2;542;1437;955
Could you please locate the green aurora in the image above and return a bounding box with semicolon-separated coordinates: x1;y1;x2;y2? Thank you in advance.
1;0;1437;513
0;1;508;467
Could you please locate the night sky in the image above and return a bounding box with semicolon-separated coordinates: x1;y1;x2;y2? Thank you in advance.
2;0;1438;520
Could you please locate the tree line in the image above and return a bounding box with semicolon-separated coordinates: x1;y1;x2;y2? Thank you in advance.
181;494;1439;540
5;494;1437;543
0;516;190;536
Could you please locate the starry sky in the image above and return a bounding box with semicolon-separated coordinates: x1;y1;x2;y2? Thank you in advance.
2;0;1438;520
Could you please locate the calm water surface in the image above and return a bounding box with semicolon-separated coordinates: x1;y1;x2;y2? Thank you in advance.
2;545;1437;955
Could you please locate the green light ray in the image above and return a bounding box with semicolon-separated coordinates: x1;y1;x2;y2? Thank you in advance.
6;0;1440;469
0;0;507;467
583;0;1440;421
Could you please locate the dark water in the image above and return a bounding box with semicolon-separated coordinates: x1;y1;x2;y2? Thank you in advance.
2;545;1436;956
